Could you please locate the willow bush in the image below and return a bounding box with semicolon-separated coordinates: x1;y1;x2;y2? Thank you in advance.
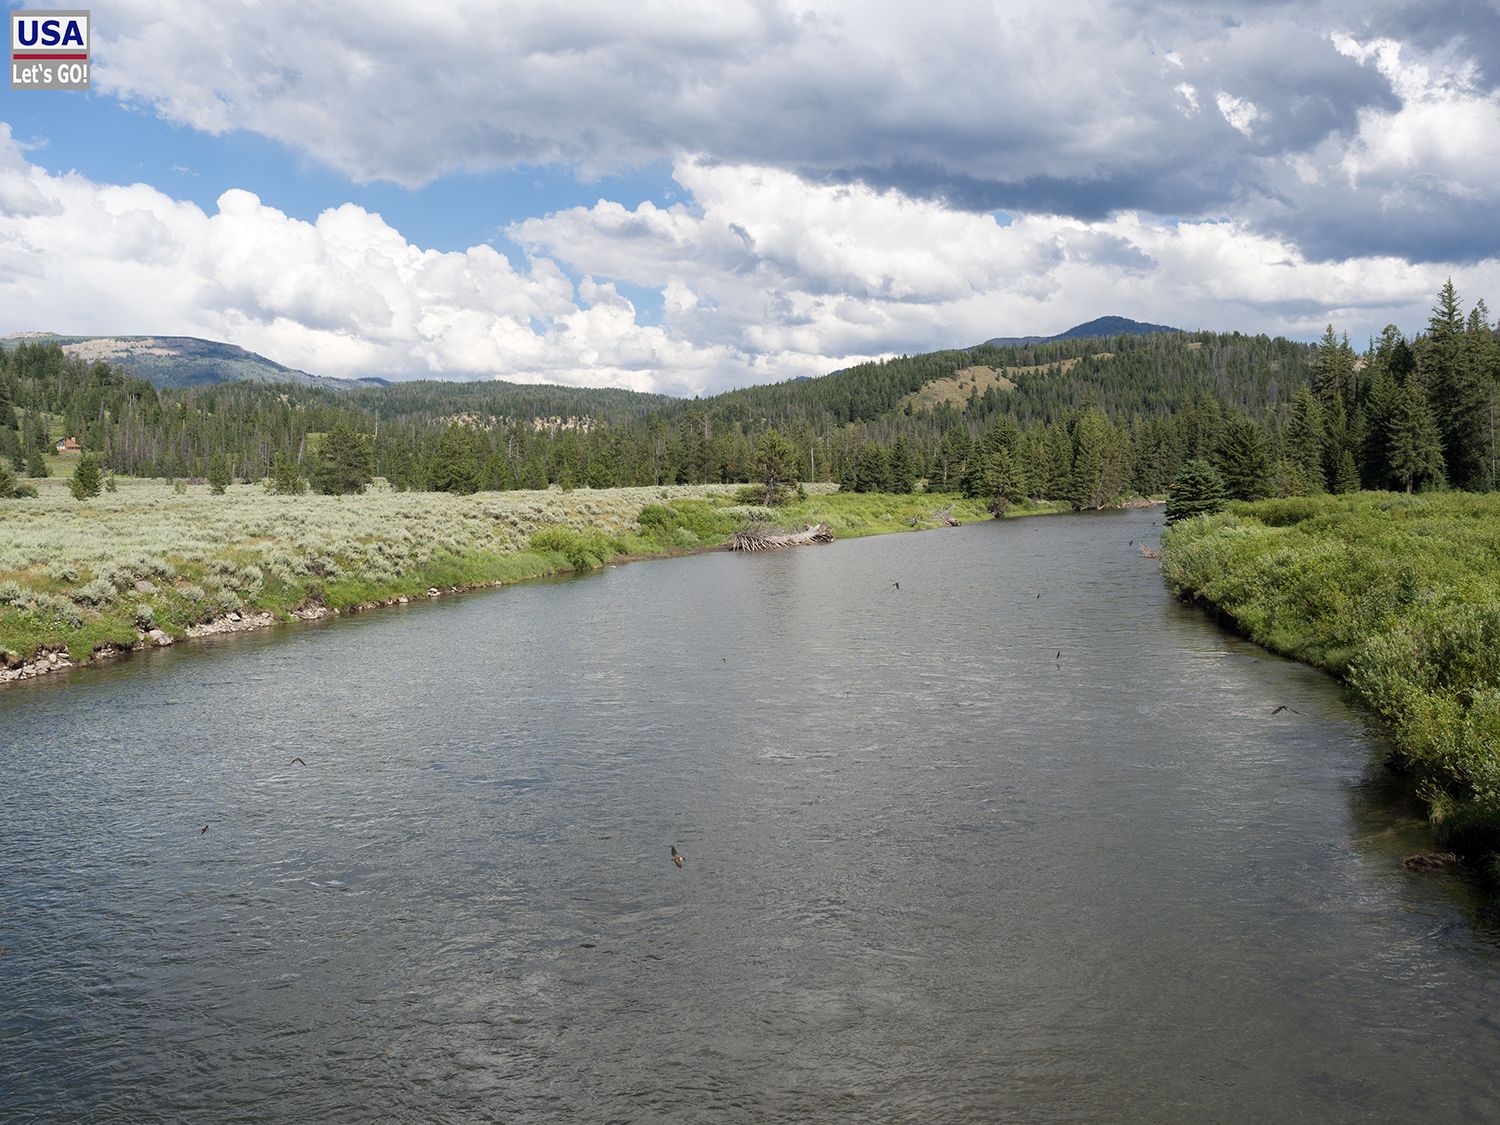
1163;492;1500;844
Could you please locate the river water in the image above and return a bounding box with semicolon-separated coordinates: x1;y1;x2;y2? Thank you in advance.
3;508;1499;1122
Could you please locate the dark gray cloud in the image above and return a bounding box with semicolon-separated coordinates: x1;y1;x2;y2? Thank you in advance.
97;0;1499;262
1377;0;1500;89
1260;172;1500;264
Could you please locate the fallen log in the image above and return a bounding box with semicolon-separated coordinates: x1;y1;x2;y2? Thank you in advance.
728;523;834;552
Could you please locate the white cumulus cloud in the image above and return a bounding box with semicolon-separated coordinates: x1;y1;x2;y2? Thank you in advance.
3;126;1499;397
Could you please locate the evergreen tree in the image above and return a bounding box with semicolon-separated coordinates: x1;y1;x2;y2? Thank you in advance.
1331;449;1360;494
1311;325;1357;415
430;424;484;495
1387;380;1447;493
0;376;17;430
0;459;36;498
752;428;800;505
68;451;102;500
313;424;375;495
1465;299;1498;490
1212;416;1272;501
26;450;48;478
1041;423;1073;498
519;452;549;490
1284;388;1327;493
887;436;917;493
855;443;890;493
207;452;232;495
269;451;307;495
2;430;22;473
935;427;972;490
1422;279;1488;489
1067;407;1128;510
1165;458;1227;524
980;445;1021;516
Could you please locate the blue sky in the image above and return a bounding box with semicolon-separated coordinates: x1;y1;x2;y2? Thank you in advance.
2;1;1497;394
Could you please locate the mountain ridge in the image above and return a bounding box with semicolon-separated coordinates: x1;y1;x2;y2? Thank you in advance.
0;333;390;391
979;315;1181;348
7;316;1183;396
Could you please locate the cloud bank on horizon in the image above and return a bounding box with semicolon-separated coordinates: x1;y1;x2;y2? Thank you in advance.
2;0;1498;394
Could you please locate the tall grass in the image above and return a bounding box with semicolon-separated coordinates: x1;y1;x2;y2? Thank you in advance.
1162;492;1500;846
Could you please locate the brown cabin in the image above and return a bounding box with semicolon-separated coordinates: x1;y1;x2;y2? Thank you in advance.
55;437;82;454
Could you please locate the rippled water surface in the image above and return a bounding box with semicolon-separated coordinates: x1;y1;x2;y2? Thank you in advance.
4;510;1500;1122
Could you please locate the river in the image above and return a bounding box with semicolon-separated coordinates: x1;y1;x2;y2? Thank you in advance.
3;508;1498;1122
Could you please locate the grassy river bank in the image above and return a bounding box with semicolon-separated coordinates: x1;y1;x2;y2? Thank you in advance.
1;479;1065;682
1162;492;1500;852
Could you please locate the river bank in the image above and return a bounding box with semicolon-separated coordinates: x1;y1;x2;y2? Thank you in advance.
1161;492;1500;857
1;481;1066;686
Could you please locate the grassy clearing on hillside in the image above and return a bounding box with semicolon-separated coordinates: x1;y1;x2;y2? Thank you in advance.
898;354;1114;412
0;481;1024;669
1162;492;1500;847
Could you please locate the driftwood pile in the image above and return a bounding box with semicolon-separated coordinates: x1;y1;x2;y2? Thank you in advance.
729;523;834;552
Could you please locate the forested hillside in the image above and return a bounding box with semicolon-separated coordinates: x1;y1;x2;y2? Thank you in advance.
2;283;1496;509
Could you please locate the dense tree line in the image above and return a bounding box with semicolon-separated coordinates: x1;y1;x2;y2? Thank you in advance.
2;282;1495;506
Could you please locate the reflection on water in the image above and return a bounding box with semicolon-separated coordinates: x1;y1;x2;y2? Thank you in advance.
3;510;1498;1122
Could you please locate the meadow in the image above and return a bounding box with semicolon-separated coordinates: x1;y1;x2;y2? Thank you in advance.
1162;492;1500;847
0;478;1025;672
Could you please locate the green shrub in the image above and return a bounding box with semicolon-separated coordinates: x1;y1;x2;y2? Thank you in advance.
635;500;736;545
529;526;622;570
73;578;117;606
1164;492;1500;839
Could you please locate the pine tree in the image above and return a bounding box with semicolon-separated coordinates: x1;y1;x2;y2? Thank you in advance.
1311;325;1357;414
585;433;620;489
1422;279;1487;489
430;424;483;495
1284;388;1327;494
1465;299;1498;491
0;376;17;430
0;459;36;498
1165;458;1227;524
313;424;375;495
207;452;232;495
1213;416;1272;501
752;428;799;505
68;451;102;500
935;427;972;490
1067;407;1128;510
269;451;307;495
1331;449;1360;494
1387;380;1446;493
855;443;890;493
887;436;917;494
980;445;1021;516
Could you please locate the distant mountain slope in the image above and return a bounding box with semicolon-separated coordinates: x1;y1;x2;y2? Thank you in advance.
705;329;1312;438
981;315;1180;348
0;333;389;390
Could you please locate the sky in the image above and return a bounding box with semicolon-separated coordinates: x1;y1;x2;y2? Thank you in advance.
2;0;1499;396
